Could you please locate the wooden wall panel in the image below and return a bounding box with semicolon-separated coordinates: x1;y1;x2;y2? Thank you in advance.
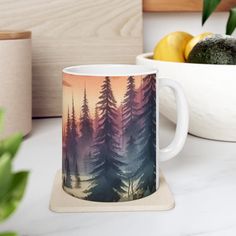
143;0;236;12
0;0;143;117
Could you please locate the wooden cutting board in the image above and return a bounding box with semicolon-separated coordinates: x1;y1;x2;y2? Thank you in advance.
143;0;235;12
0;0;143;117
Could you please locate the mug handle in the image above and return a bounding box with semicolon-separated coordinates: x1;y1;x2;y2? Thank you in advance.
158;78;189;162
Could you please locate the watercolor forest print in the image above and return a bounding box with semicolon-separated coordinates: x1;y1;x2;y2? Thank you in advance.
62;73;156;202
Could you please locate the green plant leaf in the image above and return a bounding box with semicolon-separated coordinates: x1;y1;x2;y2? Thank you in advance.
226;7;236;35
0;109;4;133
0;133;23;159
202;0;222;25
0;171;29;222
0;154;12;200
0;232;18;236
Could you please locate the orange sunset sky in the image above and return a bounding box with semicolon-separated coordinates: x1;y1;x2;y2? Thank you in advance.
63;73;143;125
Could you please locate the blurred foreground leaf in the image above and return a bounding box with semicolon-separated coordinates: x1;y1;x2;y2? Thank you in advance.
0;232;18;236
0;110;4;132
0;134;23;159
0;110;29;236
0;154;12;199
0;171;29;222
202;0;221;25
226;7;236;35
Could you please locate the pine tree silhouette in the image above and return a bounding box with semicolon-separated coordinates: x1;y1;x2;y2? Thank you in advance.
66;107;71;146
69;95;80;187
85;76;125;202
78;87;93;176
93;105;99;137
79;88;93;146
122;76;140;199
122;76;139;137
63;107;73;188
135;74;156;196
125;135;139;200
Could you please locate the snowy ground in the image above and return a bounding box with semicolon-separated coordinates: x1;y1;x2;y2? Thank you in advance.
63;174;144;202
63;175;90;199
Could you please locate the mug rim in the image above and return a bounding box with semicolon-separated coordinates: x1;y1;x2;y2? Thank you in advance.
63;64;158;77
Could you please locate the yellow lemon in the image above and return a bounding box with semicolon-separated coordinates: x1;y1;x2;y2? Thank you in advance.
185;32;213;60
153;31;193;62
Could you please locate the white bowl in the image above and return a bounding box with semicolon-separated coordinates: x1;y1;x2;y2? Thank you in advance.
136;53;236;141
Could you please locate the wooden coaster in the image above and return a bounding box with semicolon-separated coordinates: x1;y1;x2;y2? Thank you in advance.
49;170;175;213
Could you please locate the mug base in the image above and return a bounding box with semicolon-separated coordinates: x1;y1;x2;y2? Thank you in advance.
49;170;175;212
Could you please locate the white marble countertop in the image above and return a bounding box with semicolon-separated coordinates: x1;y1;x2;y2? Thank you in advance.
1;116;236;236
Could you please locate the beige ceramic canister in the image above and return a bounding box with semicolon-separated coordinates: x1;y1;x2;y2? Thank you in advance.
0;31;32;138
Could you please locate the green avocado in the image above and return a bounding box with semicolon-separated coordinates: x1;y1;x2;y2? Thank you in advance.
187;35;236;65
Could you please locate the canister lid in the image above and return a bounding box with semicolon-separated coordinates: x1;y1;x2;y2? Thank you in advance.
0;31;31;40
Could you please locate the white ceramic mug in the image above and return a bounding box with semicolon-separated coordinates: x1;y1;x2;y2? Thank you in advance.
62;64;189;202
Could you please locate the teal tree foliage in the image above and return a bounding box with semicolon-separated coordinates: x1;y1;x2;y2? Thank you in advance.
122;76;140;199
124;135;139;199
85;77;125;202
135;74;156;196
64;96;80;188
79;88;93;155
122;76;139;137
63;107;73;188
70;96;80;187
93;105;99;137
